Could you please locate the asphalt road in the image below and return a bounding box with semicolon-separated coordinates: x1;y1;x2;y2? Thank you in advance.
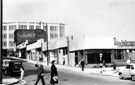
7;58;135;85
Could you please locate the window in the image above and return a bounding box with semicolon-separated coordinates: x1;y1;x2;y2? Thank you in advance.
9;41;14;47
19;25;27;29
29;25;34;29
3;26;7;31
131;65;134;69
9;25;16;30
36;25;41;29
43;26;47;31
126;65;130;69
114;50;124;60
60;25;65;37
3;41;7;47
9;34;14;39
3;34;7;39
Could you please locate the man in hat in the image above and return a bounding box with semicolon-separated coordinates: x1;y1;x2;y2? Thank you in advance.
35;58;46;85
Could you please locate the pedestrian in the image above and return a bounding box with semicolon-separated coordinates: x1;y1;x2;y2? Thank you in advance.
34;58;46;85
102;60;106;72
63;58;65;65
50;60;58;85
126;58;131;65
19;66;26;84
113;62;116;70
80;59;85;71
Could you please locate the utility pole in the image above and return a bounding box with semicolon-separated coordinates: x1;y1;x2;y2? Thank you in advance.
39;21;49;65
0;0;3;84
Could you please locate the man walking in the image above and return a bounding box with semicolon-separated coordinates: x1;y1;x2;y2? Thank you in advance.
80;59;85;71
35;58;46;85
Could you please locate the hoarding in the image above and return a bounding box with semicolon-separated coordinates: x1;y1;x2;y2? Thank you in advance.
14;29;46;45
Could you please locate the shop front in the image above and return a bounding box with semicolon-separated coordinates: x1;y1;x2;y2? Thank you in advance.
69;36;135;66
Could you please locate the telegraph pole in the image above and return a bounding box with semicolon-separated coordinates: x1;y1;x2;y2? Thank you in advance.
0;0;3;84
39;21;49;65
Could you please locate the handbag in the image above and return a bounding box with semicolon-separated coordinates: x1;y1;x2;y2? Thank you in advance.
53;75;58;81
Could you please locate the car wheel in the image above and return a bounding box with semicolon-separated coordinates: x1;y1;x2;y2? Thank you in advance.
119;73;123;79
131;75;135;81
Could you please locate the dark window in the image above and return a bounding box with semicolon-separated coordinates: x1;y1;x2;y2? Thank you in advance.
126;65;130;69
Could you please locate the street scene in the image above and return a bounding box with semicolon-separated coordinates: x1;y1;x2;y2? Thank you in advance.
1;0;135;85
2;57;135;85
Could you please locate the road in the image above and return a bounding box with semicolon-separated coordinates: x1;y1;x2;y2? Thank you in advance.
8;58;135;85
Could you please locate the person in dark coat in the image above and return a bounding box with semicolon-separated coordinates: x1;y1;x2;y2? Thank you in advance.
50;60;58;85
80;59;85;71
34;58;46;85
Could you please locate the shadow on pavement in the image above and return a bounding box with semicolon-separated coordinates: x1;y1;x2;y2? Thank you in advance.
25;69;51;77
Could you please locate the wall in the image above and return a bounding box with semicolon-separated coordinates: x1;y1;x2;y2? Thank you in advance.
69;36;116;51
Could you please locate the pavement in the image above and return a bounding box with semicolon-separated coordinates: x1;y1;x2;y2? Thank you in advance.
2;72;19;85
2;57;125;85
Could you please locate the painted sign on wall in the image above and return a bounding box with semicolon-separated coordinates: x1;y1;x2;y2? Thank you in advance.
14;29;46;45
114;38;135;47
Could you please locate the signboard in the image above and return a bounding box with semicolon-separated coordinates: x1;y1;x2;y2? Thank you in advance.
14;29;46;45
114;38;135;47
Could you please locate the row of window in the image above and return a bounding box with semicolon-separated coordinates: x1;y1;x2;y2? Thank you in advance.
60;26;65;37
50;33;58;39
50;26;58;31
18;25;42;29
3;34;14;39
3;41;14;47
3;25;16;31
114;50;135;60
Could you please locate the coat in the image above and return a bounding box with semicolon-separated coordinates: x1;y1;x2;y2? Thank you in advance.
37;64;44;77
50;64;58;84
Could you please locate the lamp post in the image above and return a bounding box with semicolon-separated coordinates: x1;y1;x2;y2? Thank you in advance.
39;21;49;65
99;53;103;68
0;0;2;84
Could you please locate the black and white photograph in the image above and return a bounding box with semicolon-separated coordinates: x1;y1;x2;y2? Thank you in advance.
1;0;135;85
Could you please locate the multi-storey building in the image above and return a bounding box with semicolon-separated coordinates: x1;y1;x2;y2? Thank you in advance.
2;22;67;56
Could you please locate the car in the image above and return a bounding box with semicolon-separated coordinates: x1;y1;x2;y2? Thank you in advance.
5;60;23;75
2;59;11;70
119;63;135;81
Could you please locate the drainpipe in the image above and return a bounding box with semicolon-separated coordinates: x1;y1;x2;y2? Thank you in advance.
67;36;70;65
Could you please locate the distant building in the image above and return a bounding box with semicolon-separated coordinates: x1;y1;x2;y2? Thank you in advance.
2;22;67;56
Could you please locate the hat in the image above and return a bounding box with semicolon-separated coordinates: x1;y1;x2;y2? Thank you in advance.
51;60;55;64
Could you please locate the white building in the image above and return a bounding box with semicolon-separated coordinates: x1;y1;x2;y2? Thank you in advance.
2;22;67;56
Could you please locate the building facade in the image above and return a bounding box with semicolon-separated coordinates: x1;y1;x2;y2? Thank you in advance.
2;22;67;56
69;36;135;66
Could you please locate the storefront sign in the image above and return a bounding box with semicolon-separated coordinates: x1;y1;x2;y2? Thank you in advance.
114;40;135;47
14;29;46;45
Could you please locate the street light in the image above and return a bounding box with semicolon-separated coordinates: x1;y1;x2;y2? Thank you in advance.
99;53;103;68
39;21;49;65
0;0;3;83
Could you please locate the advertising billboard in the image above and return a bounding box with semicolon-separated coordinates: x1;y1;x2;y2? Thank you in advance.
14;29;46;45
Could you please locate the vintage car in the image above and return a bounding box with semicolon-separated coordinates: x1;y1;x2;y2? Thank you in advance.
119;63;135;81
5;60;23;75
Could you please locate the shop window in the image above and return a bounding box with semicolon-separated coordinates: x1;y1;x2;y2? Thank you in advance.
63;49;67;55
114;50;124;60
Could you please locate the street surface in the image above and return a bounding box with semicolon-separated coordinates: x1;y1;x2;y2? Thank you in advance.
7;58;135;85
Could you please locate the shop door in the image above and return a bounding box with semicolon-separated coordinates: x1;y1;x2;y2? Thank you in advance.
102;53;111;63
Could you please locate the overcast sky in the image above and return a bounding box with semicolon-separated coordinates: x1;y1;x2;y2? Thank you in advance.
3;0;135;41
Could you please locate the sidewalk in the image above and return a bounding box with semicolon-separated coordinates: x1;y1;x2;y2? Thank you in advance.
16;57;124;77
2;72;19;85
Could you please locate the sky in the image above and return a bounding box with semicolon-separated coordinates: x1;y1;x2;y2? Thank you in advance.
3;0;135;41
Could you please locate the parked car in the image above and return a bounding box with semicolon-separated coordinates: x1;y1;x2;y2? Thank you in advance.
5;60;22;75
119;63;135;81
2;59;11;70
